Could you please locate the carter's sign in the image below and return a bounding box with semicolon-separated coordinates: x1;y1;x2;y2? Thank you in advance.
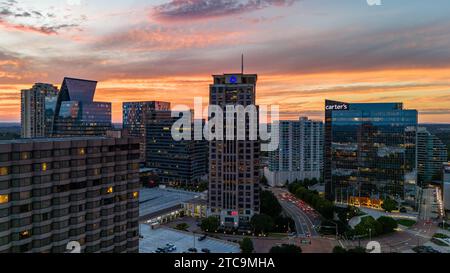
326;104;349;111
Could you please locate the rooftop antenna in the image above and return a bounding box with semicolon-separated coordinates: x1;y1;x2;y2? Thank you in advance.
241;54;244;74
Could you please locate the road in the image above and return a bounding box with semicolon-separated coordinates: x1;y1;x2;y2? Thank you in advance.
270;187;321;238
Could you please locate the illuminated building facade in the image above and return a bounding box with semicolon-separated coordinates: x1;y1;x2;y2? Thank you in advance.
324;100;418;207
52;78;112;137
208;73;260;228
0;137;141;253
21;83;59;138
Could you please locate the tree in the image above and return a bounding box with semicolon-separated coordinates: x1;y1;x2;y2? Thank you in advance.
354;216;382;237
332;246;347;253
260;176;268;186
260;191;282;218
200;217;219;232
176;223;189;231
269;244;302;254
377;216;398;234
240;238;254;253
381;198;398;212
347;247;367;253
250;214;274;234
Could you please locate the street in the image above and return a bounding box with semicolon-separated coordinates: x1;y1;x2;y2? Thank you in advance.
270;187;321;238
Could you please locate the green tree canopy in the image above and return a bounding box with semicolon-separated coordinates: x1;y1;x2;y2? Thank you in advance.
377;216;398;234
200;217;219;232
269;244;302;254
381;198;398;212
240;237;254;253
260;191;282;218
250;214;274;234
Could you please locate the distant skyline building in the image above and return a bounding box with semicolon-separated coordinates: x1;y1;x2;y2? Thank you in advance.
21;83;59;138
208;73;260;229
265;117;323;187
145;110;208;186
0;136;141;253
324;100;418;208
443;163;450;212
52;78;112;137
123;101;171;162
417;127;448;185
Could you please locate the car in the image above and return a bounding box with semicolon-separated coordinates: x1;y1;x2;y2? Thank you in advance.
166;243;175;248
198;235;207;241
188;248;198;253
201;248;211;253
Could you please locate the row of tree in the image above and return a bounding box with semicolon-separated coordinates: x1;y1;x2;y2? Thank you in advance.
352;216;398;238
288;182;334;219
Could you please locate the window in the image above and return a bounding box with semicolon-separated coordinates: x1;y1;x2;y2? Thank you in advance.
0;167;9;176
20;230;31;240
42;163;48;172
106;187;113;194
0;194;8;204
132;192;139;199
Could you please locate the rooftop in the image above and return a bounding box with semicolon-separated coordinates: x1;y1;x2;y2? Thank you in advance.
139;187;200;218
0;136;109;145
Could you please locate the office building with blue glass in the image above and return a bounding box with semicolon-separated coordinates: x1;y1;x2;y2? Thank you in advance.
324;100;418;208
52;78;112;137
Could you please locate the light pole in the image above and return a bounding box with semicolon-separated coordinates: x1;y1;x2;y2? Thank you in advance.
368;228;372;241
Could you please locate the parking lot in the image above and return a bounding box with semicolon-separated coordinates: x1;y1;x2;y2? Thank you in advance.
139;224;240;254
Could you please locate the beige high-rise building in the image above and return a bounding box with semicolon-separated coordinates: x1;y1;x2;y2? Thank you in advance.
208;73;260;229
21;83;59;138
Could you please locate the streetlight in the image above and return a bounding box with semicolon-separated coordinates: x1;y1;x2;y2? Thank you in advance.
368;228;372;241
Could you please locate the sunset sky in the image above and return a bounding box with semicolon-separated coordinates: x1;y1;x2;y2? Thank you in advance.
1;0;450;123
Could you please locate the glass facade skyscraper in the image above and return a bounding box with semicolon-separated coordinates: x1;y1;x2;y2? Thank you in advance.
324;100;418;207
52;78;112;137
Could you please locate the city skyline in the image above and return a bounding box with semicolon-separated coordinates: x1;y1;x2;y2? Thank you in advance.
1;0;450;124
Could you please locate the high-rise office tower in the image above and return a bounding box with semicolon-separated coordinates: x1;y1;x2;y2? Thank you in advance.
265;117;323;187
0;136;141;253
324;100;418;207
123;101;171;162
21;83;59;138
208;73;260;228
52;78;112;137
145;110;208;186
417;127;448;185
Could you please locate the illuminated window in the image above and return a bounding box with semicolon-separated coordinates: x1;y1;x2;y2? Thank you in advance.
21;152;31;160
0;194;8;204
0;167;9;176
41;163;48;171
79;148;86;156
106;187;113;194
132;192;139;199
20;230;31;239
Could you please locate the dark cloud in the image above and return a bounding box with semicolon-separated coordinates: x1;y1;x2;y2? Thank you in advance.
152;0;299;21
